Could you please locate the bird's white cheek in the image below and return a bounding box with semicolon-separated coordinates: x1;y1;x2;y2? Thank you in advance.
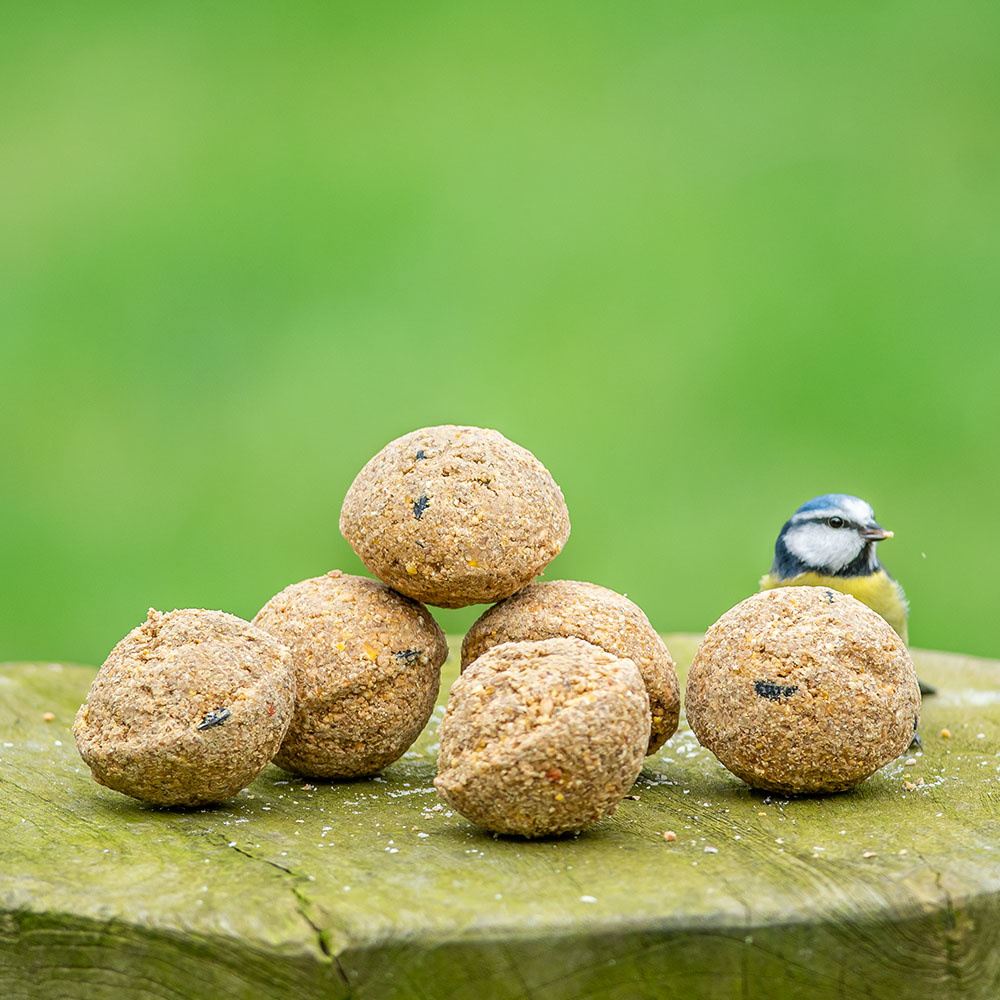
784;523;863;573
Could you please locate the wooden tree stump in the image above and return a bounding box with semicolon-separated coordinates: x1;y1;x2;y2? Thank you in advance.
2;637;999;999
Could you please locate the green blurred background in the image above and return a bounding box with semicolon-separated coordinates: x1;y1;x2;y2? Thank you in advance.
1;2;997;667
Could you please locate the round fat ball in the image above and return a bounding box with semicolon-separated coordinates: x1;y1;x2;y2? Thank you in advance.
339;425;570;608
253;570;448;778
434;637;650;837
685;587;921;795
74;608;295;806
462;580;679;754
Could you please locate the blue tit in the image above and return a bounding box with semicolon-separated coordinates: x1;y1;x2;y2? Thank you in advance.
759;494;910;641
759;494;933;698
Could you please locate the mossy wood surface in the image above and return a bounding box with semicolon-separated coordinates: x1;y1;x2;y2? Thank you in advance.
2;637;999;1000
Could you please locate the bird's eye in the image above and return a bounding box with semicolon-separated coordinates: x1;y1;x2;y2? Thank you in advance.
827;516;846;529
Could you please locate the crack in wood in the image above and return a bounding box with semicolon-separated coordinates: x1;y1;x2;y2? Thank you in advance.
213;837;350;987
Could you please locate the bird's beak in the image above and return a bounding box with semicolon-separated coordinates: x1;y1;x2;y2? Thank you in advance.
861;523;893;541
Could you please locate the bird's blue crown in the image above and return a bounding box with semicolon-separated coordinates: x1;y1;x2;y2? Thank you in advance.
793;493;862;516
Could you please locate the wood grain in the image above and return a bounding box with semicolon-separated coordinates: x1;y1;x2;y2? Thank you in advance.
2;637;999;999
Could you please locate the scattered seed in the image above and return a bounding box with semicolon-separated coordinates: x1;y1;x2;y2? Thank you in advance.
663;830;677;842
197;708;232;731
42;712;55;723
753;680;799;701
940;729;951;739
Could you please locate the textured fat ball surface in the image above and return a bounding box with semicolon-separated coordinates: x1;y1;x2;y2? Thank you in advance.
686;587;920;796
461;579;678;754
435;637;650;838
253;570;448;778
73;608;295;806
339;425;570;608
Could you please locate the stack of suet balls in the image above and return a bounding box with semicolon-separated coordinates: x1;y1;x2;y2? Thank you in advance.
73;443;920;815
76;423;616;807
338;425;678;836
246;421;579;784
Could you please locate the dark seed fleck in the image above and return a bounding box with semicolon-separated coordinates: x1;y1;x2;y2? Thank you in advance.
197;707;232;731
754;680;799;701
394;649;422;664
413;494;430;519
415;450;426;460
824;590;836;603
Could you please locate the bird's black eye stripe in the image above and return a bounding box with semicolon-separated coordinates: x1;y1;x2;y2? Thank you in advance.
827;516;846;529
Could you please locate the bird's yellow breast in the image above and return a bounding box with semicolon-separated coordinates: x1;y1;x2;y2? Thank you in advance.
758;569;908;643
